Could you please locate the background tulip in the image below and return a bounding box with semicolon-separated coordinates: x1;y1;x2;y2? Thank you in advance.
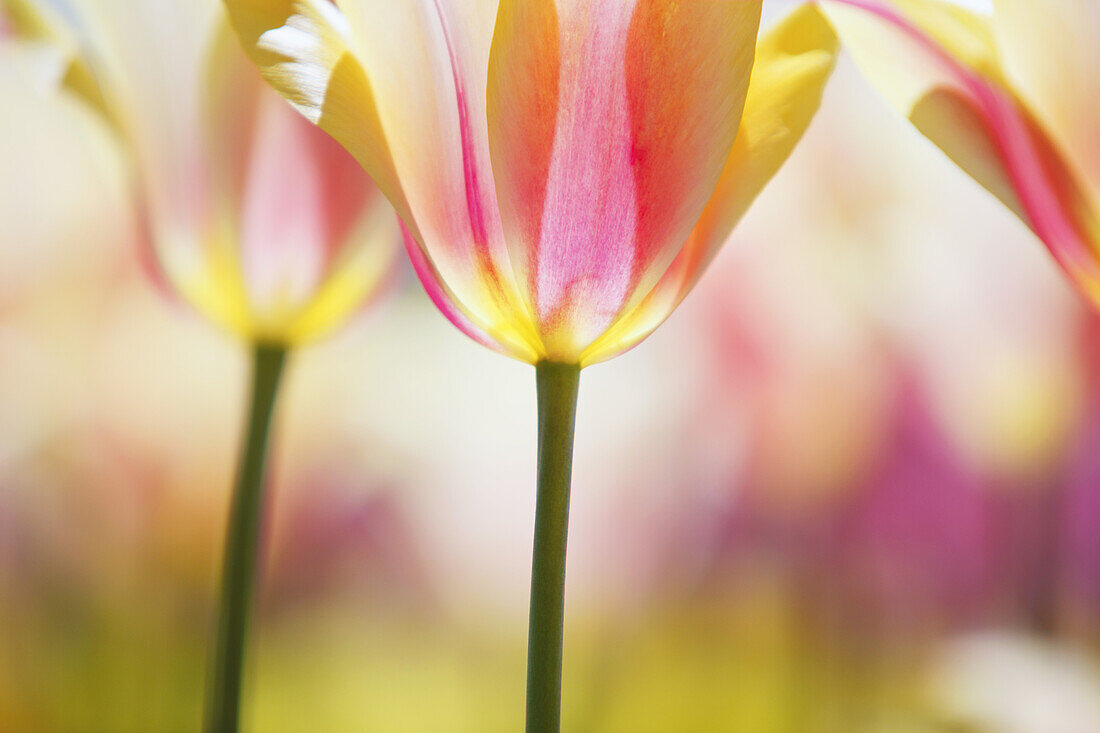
818;0;1100;311
3;0;400;344
182;25;400;347
2;1;401;731
223;1;839;730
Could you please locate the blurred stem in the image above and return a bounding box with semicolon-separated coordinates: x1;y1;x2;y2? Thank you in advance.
205;343;287;733
527;361;581;733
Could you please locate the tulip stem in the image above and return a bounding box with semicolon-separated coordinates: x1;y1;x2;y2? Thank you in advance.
527;361;581;733
205;343;287;733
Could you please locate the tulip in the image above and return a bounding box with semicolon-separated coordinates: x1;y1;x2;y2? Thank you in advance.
1;0;400;345
223;0;837;728
4;0;400;345
2;2;400;731
817;0;1100;309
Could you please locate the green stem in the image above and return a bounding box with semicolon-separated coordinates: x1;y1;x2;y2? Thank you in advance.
204;343;287;733
526;361;581;733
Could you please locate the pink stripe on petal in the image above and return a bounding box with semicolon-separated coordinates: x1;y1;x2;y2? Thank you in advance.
431;0;492;261
513;0;759;359
533;0;642;348
428;0;533;335
994;0;1100;204
401;220;501;354
982;88;1100;280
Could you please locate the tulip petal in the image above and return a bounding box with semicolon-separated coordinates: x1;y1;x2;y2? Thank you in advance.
283;196;400;345
488;0;761;360
622;0;760;294
223;0;410;226
228;0;543;361
401;221;505;356
993;0;1100;204
581;4;839;366
821;0;1100;305
0;0;112;124
340;0;546;361
485;0;560;332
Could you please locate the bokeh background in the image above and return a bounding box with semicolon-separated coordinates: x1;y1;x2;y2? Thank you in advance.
4;0;1100;731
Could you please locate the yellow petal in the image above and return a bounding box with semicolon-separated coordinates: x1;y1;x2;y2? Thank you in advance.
685;3;840;278
282;196;400;345
224;0;411;228
0;0;113;124
908;86;1026;220
820;0;999;114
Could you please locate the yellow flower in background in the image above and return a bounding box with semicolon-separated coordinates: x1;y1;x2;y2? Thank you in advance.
819;0;1100;311
1;0;400;347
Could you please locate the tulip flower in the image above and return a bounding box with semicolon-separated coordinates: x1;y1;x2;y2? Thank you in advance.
223;0;837;728
2;2;400;731
817;0;1100;309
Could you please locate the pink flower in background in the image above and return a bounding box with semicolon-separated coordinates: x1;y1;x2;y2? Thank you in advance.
819;0;1100;310
224;0;840;365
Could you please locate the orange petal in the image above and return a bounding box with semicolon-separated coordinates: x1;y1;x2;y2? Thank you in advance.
224;0;410;227
488;0;761;360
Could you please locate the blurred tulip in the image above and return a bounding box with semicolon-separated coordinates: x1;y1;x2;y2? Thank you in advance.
819;0;1100;311
2;3;405;730
181;25;400;346
1;1;401;347
224;0;838;366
